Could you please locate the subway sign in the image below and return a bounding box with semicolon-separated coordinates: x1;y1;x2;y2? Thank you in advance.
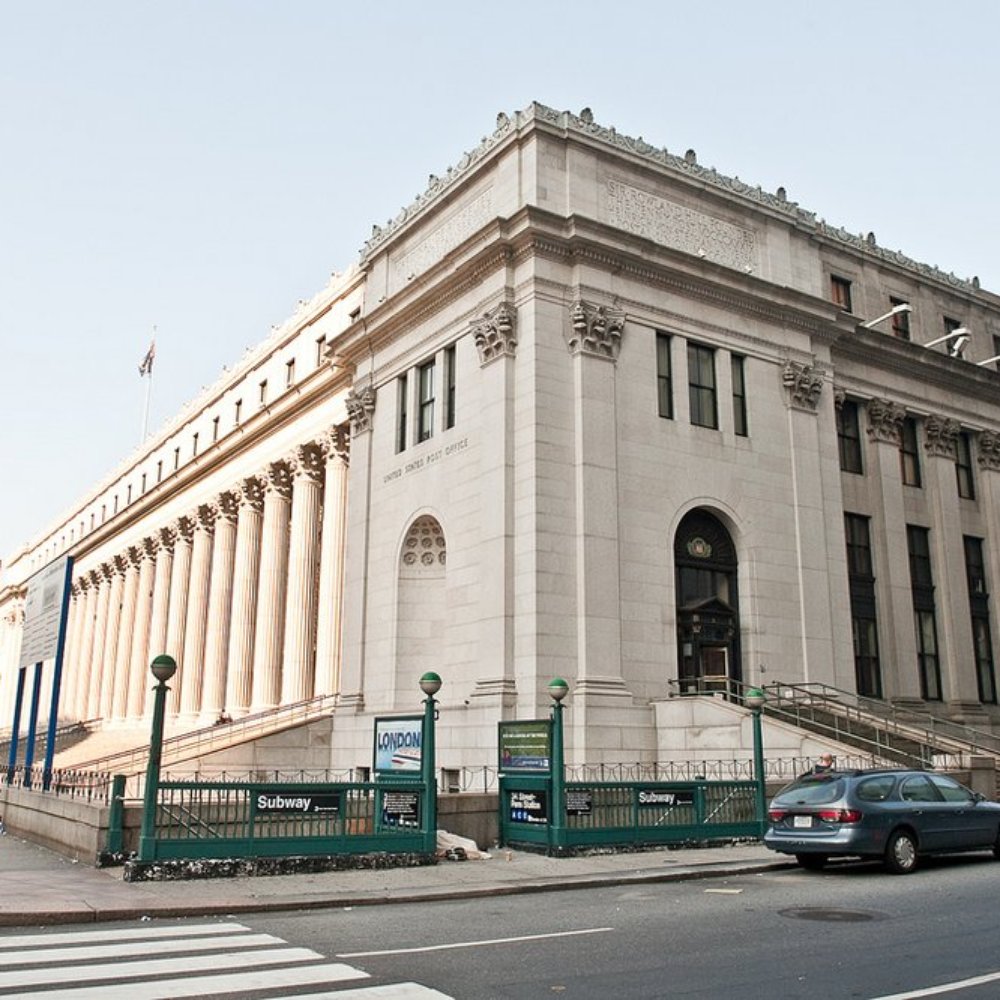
254;789;342;814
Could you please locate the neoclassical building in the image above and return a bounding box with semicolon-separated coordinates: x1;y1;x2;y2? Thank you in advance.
3;102;1000;770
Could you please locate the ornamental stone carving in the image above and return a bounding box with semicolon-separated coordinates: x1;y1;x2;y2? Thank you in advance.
345;381;376;436
923;414;960;459
194;503;219;533
237;476;266;513
978;430;1000;471
216;490;241;524
472;301;517;365
566;300;625;359
782;361;825;412
322;424;350;465
158;525;177;553
174;516;195;545
289;442;326;484
865;398;906;445
264;460;294;499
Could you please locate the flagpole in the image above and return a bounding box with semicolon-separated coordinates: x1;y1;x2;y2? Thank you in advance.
140;326;156;443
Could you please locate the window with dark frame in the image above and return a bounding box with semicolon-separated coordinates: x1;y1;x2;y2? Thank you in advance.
964;536;996;704
192;432;199;457
259;380;268;408
944;316;964;335
731;354;747;436
831;275;853;313
157;460;163;483
315;335;327;367
844;513;882;698
837;399;863;474
956;431;975;499
656;332;673;419
285;359;296;388
140;473;146;494
235;399;242;426
890;297;910;339
444;345;456;430
899;417;921;487
396;372;408;454
174;447;180;470
418;359;435;442
687;342;717;429
212;416;220;443
907;524;941;701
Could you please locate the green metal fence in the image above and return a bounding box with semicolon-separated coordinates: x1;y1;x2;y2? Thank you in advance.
500;776;759;852
144;779;430;861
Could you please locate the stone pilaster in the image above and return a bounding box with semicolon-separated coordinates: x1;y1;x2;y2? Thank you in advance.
125;539;156;719
315;428;349;696
179;504;217;717
146;527;175;677
251;460;293;710
164;516;194;716
83;568;106;720
73;577;97;720
110;548;142;720
98;558;126;720
226;477;265;715
200;492;239;720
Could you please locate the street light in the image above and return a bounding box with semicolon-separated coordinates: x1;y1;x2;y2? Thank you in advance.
419;672;442;853
923;328;970;358
861;303;911;329
548;678;569;854
744;686;767;837
138;654;176;861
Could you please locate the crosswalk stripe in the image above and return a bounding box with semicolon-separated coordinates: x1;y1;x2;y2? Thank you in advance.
0;962;370;1000
2;931;284;967
0;922;251;950
287;985;454;998
0;945;327;989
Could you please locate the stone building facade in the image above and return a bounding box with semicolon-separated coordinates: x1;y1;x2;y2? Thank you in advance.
3;103;1000;769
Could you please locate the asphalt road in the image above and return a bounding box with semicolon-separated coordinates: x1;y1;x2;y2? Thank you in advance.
2;852;1000;998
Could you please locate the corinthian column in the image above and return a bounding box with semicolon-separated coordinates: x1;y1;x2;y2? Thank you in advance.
226;477;265;715
111;548;142;721
125;539;156;719
98;558;126;720
146;527;175;669
164;517;194;716
62;582;86;719
315;427;350;695
180;504;217;718
84;568;107;720
280;442;325;704
251;460;293;711
200;491;239;721
74;576;97;720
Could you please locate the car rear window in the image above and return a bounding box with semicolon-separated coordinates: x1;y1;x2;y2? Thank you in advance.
772;775;846;805
856;775;897;802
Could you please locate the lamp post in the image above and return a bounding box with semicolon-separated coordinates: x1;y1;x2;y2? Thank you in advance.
138;654;176;862
548;678;569;854
744;686;767;837
419;671;442;854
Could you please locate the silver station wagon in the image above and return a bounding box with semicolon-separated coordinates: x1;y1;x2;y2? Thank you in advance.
764;769;1000;874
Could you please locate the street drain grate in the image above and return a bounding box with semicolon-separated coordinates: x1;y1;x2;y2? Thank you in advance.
779;907;884;923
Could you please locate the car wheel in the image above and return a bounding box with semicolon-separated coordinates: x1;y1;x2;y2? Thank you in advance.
884;830;918;875
795;854;827;871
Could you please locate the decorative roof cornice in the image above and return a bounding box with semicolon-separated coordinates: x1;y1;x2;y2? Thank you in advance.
359;102;985;298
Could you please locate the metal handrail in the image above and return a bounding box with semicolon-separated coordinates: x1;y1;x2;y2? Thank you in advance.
69;694;341;775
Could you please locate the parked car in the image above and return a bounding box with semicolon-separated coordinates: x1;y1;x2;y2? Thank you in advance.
764;768;1000;874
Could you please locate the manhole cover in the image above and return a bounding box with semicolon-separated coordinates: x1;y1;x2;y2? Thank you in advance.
779;907;884;923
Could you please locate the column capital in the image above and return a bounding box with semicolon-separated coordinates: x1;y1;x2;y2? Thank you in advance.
87;567;103;588
783;361;825;412
111;554;127;576
923;413;960;459
566;299;624;359
158;525;178;553
175;515;195;544
237;475;266;513
321;424;351;465
216;490;241;523
264;459;294;499
978;430;1000;471
473;300;517;365
289;442;326;484
194;503;218;533
345;380;376;436
141;535;160;560
865;397;905;445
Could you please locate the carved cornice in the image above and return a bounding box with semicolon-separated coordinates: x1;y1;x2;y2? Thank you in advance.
289;442;326;484
865;398;906;445
978;430;1000;472
923;414;960;459
345;380;376;436
566;299;625;359
782;361;825;412
264;460;294;500
472;300;517;365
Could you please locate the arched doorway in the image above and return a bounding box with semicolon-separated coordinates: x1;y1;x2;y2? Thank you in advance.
674;509;741;696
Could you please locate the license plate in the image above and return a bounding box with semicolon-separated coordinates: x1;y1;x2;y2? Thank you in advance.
792;815;813;829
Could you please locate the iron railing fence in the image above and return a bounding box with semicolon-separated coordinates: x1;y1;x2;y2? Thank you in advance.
0;719;100;761
0;764;113;802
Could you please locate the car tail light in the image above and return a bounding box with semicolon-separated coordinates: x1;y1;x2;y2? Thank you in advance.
817;808;862;824
768;809;787;822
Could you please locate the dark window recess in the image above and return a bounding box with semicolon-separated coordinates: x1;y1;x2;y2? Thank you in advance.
907;524;941;701
844;513;881;698
900;417;921;487
890;297;911;339
444;345;456;430
396;373;408;454
731;354;748;437
418;360;435;442
687;342;718;429
656;332;673;419
956;432;975;499
964;536;997;704
831;275;853;313
837;399;863;474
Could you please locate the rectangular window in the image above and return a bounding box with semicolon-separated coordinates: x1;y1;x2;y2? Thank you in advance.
173;447;180;470
444;345;456;430
907;524;941;701
964;537;996;705
113;494;119;514
140;473;146;494
993;334;1000;373
89;513;95;530
731;354;747;436
831;275;853;313
418;360;435;442
156;460;163;483
315;335;327;367
192;432;199;457
235;399;243;426
396;373;408;454
285;359;296;388
845;513;882;698
837;399;863;474
944;316;964;335
890;297;910;340
349;306;361;323
956;431;975;499
101;504;106;524
656;332;673;419
212;416;220;443
259;380;268;408
126;484;132;504
844;514;874;578
899;417;921;487
687;342;717;429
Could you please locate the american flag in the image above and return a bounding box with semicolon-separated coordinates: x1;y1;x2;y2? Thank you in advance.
138;340;156;377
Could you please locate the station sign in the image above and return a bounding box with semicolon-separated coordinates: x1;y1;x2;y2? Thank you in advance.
508;789;548;825
498;720;552;773
636;788;695;808
254;789;342;815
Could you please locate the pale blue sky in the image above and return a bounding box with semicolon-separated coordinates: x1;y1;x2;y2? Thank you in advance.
2;1;998;563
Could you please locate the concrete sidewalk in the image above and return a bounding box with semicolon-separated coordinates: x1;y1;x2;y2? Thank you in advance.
0;833;790;927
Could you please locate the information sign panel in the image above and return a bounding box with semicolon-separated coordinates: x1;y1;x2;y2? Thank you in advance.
498;720;551;772
508;789;548;825
254;789;342;815
19;557;73;669
566;789;593;816
373;715;424;774
636;788;695;808
381;789;422;828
